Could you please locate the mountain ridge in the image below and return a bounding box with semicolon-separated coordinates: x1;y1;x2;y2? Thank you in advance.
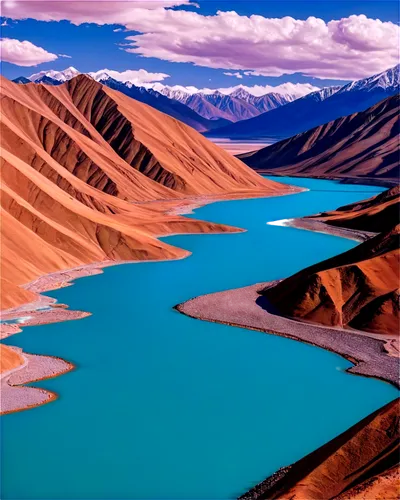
1;74;289;309
239;94;400;184
209;64;400;138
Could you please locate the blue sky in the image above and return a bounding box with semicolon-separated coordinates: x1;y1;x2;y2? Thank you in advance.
1;1;399;89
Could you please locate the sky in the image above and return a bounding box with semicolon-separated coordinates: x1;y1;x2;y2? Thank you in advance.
1;0;399;93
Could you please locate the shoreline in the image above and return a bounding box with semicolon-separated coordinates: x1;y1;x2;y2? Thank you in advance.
1;346;75;415
248;171;398;188
267;217;376;242
175;215;399;498
176;282;399;388
0;186;298;415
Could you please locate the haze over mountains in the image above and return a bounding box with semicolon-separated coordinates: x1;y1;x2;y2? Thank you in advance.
240;95;400;184
1;74;288;309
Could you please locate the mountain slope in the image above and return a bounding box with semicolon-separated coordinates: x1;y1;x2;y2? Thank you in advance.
239;95;400;183
242;398;399;500
184;93;235;121
0;75;288;309
308;186;400;233
15;74;230;133
201;92;261;121
210;65;399;138
261;225;399;335
153;85;293;122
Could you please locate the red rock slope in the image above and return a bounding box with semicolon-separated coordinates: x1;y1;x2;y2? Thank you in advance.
239;95;399;184
308;185;400;233
261;226;399;335
0;75;288;310
241;398;399;500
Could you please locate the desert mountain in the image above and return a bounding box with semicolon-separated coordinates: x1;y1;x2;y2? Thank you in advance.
13;73;229;133
0;75;288;310
261;224;399;335
210;65;399;138
241;398;400;500
308;186;400;233
239;95;399;184
17;69;294;124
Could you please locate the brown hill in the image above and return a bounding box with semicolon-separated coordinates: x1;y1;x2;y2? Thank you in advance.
0;75;288;310
239;95;399;184
261;226;400;335
241;398;399;500
308;186;400;233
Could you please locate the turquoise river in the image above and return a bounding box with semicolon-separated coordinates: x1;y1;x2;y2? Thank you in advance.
1;177;398;500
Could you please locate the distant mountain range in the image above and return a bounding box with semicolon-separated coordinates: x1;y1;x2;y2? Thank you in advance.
209;64;400;138
239;94;400;184
13;66;300;126
12;65;399;139
158;86;294;122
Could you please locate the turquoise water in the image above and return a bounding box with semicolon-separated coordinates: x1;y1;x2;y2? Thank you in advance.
1;177;397;500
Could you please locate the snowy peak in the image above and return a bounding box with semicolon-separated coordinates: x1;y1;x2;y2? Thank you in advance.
309;86;341;102
88;70;113;82
28;66;80;82
340;64;400;94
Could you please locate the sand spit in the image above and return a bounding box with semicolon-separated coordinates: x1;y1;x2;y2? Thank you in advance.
274;217;377;242
0;262;119;414
176;282;399;387
1;346;74;415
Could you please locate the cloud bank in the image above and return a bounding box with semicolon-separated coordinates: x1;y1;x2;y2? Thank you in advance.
0;38;58;66
2;3;398;79
122;11;399;80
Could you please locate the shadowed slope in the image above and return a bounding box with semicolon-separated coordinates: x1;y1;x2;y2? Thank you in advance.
239;95;399;184
261;226;399;335
241;399;399;500
307;186;400;233
0;75;289;309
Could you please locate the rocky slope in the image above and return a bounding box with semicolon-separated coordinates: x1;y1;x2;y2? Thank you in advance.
261;225;399;335
308;186;400;233
0;75;288;310
239;95;400;184
241;398;399;500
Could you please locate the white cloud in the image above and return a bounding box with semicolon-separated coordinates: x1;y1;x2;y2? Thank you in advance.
0;37;58;66
113;28;123;32
224;72;243;79
58;53;71;58
1;20;9;27
120;11;399;80
1;1;195;26
89;68;170;85
3;3;398;80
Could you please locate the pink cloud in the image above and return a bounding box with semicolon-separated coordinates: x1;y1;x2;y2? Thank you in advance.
224;72;243;79
120;11;399;80
1;1;195;26
2;3;399;80
0;38;58;66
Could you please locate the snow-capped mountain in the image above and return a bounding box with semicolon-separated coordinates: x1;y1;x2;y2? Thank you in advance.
208;64;400;139
28;66;80;82
155;85;294;121
337;64;399;94
305;86;341;103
